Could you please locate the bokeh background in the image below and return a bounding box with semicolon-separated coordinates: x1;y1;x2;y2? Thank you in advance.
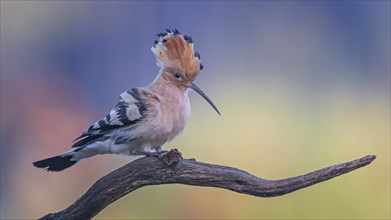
1;1;390;219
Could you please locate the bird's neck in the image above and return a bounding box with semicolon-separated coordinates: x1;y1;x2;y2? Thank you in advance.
148;72;191;132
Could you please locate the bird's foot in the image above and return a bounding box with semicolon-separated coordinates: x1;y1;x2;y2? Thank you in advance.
160;149;182;166
135;149;182;166
142;150;168;158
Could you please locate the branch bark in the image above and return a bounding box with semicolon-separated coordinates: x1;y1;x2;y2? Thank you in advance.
39;150;376;220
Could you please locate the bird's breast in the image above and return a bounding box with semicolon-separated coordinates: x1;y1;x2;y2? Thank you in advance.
159;93;191;141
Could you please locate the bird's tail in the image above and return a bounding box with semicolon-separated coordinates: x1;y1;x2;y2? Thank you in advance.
33;149;79;172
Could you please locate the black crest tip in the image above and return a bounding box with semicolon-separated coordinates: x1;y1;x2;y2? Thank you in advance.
157;32;167;37
184;35;193;43
195;51;201;59
173;28;180;35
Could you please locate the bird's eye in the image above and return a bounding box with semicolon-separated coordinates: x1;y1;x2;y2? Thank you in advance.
174;72;181;79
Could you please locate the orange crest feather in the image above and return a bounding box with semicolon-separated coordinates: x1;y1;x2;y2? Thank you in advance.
151;29;203;81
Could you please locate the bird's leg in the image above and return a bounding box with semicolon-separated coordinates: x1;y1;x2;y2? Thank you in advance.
146;152;168;158
131;149;182;166
131;152;159;157
131;147;168;158
148;146;169;158
140;149;182;166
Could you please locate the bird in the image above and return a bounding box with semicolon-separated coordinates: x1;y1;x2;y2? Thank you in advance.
33;29;220;172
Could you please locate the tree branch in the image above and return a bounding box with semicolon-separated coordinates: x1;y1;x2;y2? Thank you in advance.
39;150;376;220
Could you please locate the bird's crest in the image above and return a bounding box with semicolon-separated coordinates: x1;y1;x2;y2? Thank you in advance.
151;29;203;81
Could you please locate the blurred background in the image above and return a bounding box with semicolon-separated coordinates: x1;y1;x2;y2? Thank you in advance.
1;1;390;219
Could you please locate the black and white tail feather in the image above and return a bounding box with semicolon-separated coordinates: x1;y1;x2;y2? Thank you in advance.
33;88;147;172
32;153;78;172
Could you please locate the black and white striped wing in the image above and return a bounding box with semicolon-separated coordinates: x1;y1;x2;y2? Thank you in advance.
71;88;147;148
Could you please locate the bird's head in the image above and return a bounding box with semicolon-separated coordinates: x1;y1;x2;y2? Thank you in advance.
151;29;220;115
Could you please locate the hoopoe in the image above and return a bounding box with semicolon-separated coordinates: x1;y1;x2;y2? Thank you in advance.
33;29;220;172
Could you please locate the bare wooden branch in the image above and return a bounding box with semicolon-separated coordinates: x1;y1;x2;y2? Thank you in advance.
39;150;376;220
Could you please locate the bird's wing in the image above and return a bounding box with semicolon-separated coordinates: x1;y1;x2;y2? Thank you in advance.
71;88;149;148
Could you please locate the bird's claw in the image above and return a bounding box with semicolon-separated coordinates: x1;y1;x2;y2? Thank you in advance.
145;150;168;158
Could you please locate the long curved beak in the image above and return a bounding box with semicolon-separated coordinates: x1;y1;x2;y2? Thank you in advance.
189;83;221;116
